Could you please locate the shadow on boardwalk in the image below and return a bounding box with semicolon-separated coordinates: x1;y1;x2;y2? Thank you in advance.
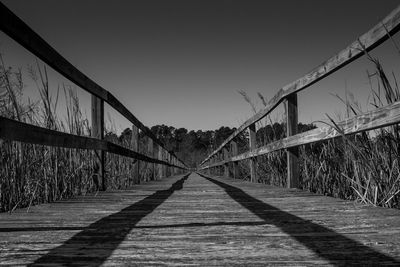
29;174;190;266
198;173;400;265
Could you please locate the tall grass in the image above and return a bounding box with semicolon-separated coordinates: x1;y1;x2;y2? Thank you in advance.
0;55;152;212
238;54;400;209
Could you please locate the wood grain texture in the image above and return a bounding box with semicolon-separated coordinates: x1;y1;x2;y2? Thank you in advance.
200;4;400;167
0;116;184;169
201;100;400;169
1;173;399;266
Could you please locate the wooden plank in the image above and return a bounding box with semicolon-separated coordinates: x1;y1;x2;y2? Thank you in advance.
0;2;183;168
157;144;162;180
0;116;108;151
162;149;167;178
231;141;239;179
248;124;257;183
200;4;400;167
219;152;223;176
147;138;154;181
131;125;140;184
223;147;229;177
91;95;105;191
1;173;400;265
171;158;176;176
105;142;178;168
201;100;400;169
286;94;299;188
167;154;171;177
0;116;184;169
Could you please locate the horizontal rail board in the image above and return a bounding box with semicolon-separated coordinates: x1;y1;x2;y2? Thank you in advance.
0;117;184;169
201;100;400;169
201;5;400;166
0;3;184;167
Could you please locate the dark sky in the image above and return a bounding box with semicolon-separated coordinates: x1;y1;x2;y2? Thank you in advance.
1;0;400;132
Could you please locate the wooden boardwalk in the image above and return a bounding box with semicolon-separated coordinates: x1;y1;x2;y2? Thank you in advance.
0;173;399;266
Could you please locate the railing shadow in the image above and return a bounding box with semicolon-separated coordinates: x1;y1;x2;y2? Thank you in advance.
28;174;190;266
198;173;399;265
0;221;268;232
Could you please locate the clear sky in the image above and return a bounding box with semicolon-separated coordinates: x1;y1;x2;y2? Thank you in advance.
1;0;400;133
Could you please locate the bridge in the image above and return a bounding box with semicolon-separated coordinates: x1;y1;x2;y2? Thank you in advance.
1;2;400;266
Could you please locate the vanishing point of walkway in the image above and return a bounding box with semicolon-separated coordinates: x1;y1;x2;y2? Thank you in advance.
1;173;400;266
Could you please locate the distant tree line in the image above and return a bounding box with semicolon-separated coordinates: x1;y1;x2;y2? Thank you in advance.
114;122;315;168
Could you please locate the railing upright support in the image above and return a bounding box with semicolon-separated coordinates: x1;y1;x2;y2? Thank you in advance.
248;123;257;183
158;146;163;179
131;125;140;185
162;149;167;177
223;147;229;177
153;144;159;180
91;95;105;191
147;137;154;181
286;94;299;188
167;152;170;176
210;157;213;175
220;152;224;176
231;140;239;179
173;158;177;175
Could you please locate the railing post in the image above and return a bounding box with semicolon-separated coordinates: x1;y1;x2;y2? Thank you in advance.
219;151;223;176
162;149;167;178
147;137;154;181
168;153;171;177
231;140;239;179
286;94;299;188
158;146;163;179
131;125;140;185
248;123;257;183
172;158;176;175
213;156;216;175
166;153;169;177
91;95;105;191
153;144;159;180
223;146;229;177
212;158;214;175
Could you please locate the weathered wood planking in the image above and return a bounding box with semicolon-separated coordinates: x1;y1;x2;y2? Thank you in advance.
201;100;400;169
200;5;400;166
0;2;185;169
0;173;399;265
0;116;184;169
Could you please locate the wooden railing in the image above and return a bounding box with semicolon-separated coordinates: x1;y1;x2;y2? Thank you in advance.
0;3;187;190
199;5;400;188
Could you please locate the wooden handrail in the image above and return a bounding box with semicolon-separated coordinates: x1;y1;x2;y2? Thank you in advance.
0;2;187;191
0;2;186;170
200;100;400;169
0;117;184;168
200;5;400;167
200;5;400;188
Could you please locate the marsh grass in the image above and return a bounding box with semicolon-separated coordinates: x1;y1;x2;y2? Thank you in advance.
0;56;152;212
238;53;400;208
